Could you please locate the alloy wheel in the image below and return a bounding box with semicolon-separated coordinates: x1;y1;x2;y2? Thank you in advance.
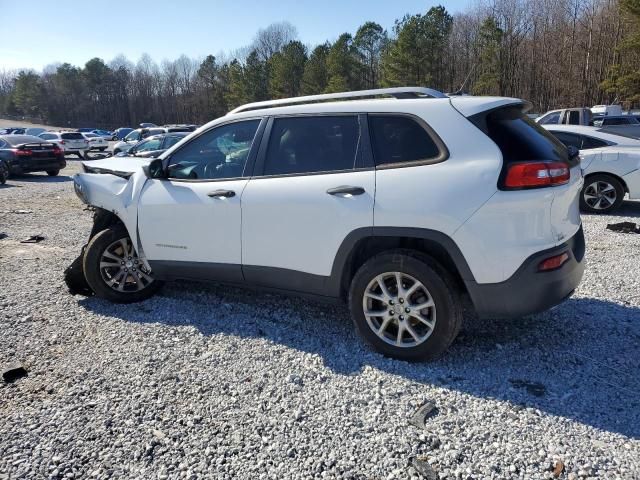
99;237;154;292
362;272;437;348
583;180;617;210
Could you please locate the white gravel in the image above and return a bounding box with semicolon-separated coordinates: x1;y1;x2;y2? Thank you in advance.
1;163;639;479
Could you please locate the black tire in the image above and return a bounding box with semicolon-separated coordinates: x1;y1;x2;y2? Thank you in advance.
46;170;60;176
0;162;7;184
98;147;107;151
113;148;121;155
348;250;462;361
83;224;163;303
580;174;624;214
76;151;85;159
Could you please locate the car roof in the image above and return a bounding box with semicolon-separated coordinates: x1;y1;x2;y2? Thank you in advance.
542;124;640;145
0;134;49;145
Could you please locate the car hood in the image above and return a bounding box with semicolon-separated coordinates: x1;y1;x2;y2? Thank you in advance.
81;156;151;177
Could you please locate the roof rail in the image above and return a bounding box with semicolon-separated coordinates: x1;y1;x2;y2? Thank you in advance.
228;87;447;115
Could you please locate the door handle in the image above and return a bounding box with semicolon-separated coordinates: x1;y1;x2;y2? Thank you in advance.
326;185;365;196
207;189;236;198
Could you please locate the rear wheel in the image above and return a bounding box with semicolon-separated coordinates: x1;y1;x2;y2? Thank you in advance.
83;225;162;303
46;170;60;176
580;174;624;213
348;250;462;361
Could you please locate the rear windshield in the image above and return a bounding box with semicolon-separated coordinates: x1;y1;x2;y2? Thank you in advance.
61;132;85;140
472;106;569;164
2;135;46;146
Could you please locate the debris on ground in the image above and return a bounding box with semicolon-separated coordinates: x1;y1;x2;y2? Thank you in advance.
409;400;438;429
607;222;640;234
2;363;28;383
408;456;437;480
20;234;45;244
0;233;7;240
9;209;33;214
509;379;547;397
552;459;565;478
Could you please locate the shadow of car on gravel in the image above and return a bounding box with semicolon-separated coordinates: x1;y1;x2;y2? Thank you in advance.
584;199;640;218
78;286;640;439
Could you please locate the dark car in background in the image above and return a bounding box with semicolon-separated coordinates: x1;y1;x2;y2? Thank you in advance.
0;135;66;177
113;127;134;140
116;132;189;158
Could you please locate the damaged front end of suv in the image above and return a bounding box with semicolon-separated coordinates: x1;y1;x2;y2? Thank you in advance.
65;157;158;298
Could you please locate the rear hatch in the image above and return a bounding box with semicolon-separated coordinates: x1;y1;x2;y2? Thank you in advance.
61;132;88;149
467;103;583;245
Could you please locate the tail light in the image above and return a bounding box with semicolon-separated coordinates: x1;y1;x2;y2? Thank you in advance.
53;146;63;156
59;140;65;145
12;149;32;157
504;161;570;189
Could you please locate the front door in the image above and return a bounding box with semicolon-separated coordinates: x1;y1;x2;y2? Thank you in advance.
137;119;263;282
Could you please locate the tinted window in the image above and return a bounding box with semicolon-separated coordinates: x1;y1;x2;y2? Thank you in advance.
580;136;609;149
0;139;6;148
550;131;582;149
567;111;580;124
167;120;260;180
369;115;440;166
478;107;568;163
263;116;359;175
39;133;56;140
538;112;561;125
61;132;84;140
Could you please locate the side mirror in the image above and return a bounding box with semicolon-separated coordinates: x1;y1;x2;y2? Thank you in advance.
143;158;166;179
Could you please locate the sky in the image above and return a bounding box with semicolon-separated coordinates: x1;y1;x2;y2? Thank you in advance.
0;0;470;71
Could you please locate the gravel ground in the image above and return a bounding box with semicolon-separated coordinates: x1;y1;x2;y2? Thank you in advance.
1;163;639;480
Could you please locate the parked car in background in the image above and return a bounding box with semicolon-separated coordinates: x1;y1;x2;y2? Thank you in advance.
112;127;166;154
25;127;46;137
39;131;89;158
0;127;26;134
591;105;623;117
544;124;640;213
77;128;97;133
117;132;189;158
140;122;157;128
592;115;640;127
82;132;109;151
0;134;66;176
536;108;593;126
72;87;585;360
113;127;134;140
92;129;116;140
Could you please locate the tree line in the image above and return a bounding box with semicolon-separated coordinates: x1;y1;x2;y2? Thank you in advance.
0;0;639;130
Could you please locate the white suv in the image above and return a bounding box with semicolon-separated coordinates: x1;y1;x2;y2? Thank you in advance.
39;131;89;157
70;88;585;360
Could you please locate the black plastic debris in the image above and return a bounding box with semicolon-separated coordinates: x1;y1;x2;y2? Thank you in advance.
0;232;7;240
409;400;438;429
2;363;28;383
409;456;437;480
607;222;640;234
20;234;45;244
509;379;546;397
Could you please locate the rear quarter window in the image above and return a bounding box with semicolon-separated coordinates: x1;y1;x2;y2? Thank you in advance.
368;115;444;167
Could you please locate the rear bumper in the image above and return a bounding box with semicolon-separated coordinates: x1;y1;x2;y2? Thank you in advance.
8;158;66;174
466;226;585;318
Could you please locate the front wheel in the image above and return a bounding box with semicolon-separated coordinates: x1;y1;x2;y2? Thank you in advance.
348;251;462;361
83;225;163;303
46;170;60;176
0;162;8;184
580;174;624;213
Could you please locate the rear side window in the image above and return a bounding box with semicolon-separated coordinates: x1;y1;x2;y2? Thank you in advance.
369;115;442;166
550;131;582;149
580;136;608;149
61;132;84;140
40;133;56;140
474;106;569;164
567;111;580;124
263;116;359;175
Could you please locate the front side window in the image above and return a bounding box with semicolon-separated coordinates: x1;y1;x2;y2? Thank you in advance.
125;131;141;142
167;120;260;180
263;116;360;176
136;138;162;152
538;112;561;125
164;135;184;149
369;115;441;166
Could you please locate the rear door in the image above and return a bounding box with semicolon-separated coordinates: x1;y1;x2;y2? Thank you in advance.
241;114;374;295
